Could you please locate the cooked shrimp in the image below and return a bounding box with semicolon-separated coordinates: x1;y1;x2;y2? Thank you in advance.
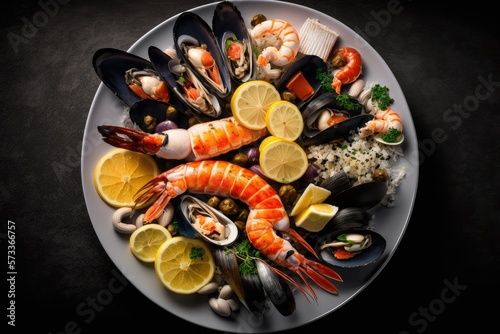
97;116;268;161
331;47;363;94
134;160;342;299
359;108;402;138
250;19;300;67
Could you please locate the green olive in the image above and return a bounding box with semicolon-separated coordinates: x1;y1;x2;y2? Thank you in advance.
251;13;267;26
281;90;297;101
219;198;239;216
231;152;248;166
207;196;220;208
234;220;246;231
236;207;250;222
278;185;298;206
373;168;388;181
143;115;157;131
166;106;178;122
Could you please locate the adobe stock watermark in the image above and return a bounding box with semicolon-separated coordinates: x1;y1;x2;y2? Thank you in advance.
7;0;71;54
399;276;467;333
48;268;130;334
352;0;405;49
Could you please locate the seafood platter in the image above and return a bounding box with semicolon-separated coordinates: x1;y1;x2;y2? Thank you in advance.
82;0;418;332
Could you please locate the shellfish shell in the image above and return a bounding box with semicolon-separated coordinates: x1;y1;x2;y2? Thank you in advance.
173;11;232;99
212;1;255;83
178;195;238;246
315;227;386;268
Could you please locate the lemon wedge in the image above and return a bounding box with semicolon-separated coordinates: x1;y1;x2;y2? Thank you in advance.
290;183;331;216
294;203;339;232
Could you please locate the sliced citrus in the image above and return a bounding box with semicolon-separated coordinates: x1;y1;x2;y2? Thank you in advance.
155;236;215;294
290;183;332;216
230;80;281;130
258;135;282;152
294;203;339;232
265;100;304;141
129;224;172;263
94;148;159;208
259;139;308;183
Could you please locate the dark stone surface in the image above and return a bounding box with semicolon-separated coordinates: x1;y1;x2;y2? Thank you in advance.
1;0;498;333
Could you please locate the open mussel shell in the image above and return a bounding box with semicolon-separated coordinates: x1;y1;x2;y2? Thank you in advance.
212;1;255;83
178;195;238;246
315;227;386;268
301;92;365;137
129;98;188;133
299;114;375;147
324;181;388;210
323;207;372;234
148;45;225;119
93;48;159;107
255;260;296;316
275;55;327;110
173;11;232;99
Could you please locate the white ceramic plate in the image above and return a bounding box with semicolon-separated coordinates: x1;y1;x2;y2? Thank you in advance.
81;1;419;332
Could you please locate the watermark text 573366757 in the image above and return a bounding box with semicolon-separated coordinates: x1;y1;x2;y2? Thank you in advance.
6;220;16;326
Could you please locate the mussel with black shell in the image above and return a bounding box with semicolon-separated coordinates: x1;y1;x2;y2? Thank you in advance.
212;1;255;84
148;45;226;119
173;11;232;100
92;48;179;108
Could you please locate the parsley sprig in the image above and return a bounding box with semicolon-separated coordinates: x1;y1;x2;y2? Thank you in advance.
226;239;260;275
371;84;394;110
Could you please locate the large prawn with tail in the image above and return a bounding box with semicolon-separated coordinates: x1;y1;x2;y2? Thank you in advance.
134;160;342;299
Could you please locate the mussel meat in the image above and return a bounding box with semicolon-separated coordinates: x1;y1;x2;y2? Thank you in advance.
212;1;255;83
178;195;238;246
148;45;225;118
315;227;386;268
173;12;232;99
93;48;171;107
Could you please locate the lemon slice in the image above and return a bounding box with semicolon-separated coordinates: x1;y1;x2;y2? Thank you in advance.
290;183;332;216
294;203;339;232
258;135;282;152
155;236;215;294
129;224;172;263
230;80;281;130
94;148;159;208
259;138;308;183
265;100;304;141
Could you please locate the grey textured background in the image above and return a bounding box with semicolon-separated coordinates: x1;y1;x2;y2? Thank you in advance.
1;0;498;333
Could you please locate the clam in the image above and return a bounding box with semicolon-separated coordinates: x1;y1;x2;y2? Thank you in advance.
315;228;386;268
93;48;171;107
275;55;327;110
178;195;238;246
173;11;232;99
148;45;225;118
212;1;255;83
324;181;388;210
301;92;365;138
298;114;374;147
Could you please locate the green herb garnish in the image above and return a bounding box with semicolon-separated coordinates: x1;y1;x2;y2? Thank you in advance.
230;239;260;275
315;68;334;92
381;128;402;143
371;84;394;110
190;246;205;260
336;94;357;111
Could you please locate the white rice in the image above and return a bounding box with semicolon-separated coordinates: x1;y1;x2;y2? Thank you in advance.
306;132;406;207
